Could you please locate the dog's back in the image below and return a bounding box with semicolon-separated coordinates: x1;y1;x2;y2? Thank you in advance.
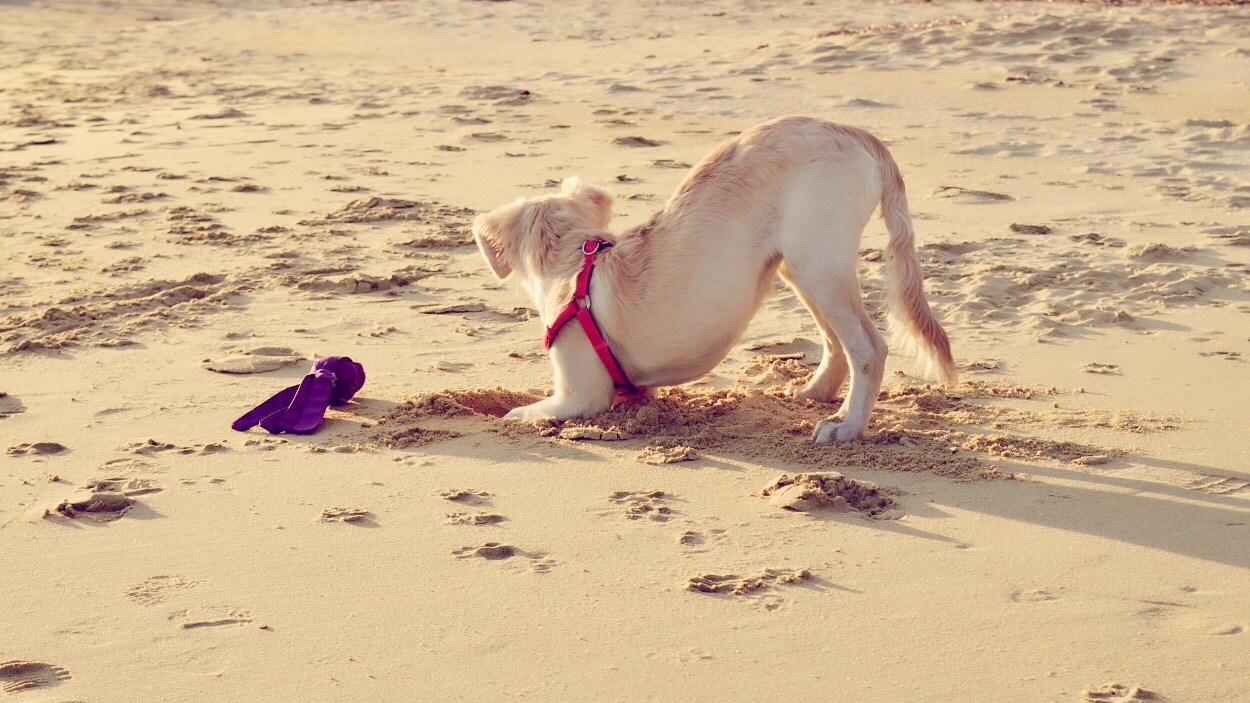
477;116;954;439
603;116;953;387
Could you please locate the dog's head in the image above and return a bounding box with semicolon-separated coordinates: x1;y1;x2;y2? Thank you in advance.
472;177;613;281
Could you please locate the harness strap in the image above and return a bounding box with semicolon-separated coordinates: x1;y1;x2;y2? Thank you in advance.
543;238;646;399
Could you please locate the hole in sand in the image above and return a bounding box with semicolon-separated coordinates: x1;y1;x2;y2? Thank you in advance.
390;388;542;419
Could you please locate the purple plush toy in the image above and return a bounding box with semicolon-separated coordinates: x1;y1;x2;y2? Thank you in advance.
232;356;366;435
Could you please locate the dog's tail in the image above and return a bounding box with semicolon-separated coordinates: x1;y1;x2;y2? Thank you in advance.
860;130;957;386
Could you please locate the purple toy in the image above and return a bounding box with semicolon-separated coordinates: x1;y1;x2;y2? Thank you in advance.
232;356;365;435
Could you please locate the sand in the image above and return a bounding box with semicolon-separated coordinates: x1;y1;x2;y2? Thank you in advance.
2;0;1248;700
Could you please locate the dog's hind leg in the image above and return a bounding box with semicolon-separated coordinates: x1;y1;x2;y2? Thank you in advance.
778;158;886;442
778;262;849;403
784;259;887;443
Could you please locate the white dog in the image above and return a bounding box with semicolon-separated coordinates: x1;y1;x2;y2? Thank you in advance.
472;115;955;443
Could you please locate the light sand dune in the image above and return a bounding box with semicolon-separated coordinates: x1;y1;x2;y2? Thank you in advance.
2;1;1248;701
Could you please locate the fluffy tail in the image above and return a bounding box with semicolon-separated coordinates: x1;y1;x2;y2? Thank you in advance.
860;131;958;385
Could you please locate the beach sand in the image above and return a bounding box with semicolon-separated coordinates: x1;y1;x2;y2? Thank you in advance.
2;0;1248;700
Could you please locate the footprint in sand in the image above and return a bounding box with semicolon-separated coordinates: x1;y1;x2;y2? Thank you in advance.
1185;474;1249;495
0;392;25;417
677;528;727;549
453;542;517;560
446;512;506;525
320;507;372;523
85;476;163;496
609;490;674;522
1082;683;1166;702
687;568;812;596
488;306;534;322
127;577;254;631
678;531;705;546
761;473;903;520
1009;588;1062;603
612;135;664;147
169;606;254;630
51;476;162;521
123;439;229;456
126;575;198;606
453;543;555;572
529;558;557;573
0;661;71;694
97;456;162;473
427;361;472;373
1083;362;1121;375
243;438;288;452
6;442;67;456
305;443;367;455
439;488;492;505
52;492;135;522
201;347;305;374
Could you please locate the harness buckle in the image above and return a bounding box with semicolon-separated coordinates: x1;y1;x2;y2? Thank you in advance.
582;239;609;256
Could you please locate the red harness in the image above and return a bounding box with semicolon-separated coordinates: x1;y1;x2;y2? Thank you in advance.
543;238;647;404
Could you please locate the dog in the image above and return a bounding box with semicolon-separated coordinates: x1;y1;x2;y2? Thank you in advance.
472;115;955;443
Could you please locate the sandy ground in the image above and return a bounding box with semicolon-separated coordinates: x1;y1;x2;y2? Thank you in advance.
2;0;1249;701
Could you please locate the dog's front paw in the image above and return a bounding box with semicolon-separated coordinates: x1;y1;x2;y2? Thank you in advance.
504;402;557;420
812;418;864;444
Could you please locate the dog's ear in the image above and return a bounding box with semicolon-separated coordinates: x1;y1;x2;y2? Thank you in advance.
472;208;516;280
561;176;613;229
515;198;563;269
